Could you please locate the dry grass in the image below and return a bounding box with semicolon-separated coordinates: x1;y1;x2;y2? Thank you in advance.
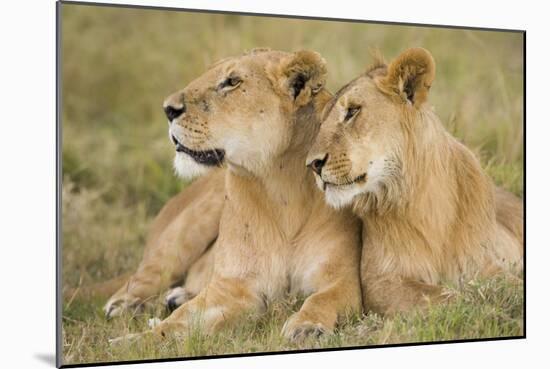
63;276;523;365
60;3;524;366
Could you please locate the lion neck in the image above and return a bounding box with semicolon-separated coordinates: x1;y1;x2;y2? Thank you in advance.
226;92;329;236
355;108;496;279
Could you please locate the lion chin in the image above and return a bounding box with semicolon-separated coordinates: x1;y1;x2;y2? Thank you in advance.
314;175;363;210
324;186;365;209
173;152;213;180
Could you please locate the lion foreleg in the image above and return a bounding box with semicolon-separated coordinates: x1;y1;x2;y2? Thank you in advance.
362;273;447;315
282;276;361;342
152;277;264;337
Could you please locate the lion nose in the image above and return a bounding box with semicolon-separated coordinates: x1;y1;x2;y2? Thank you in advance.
163;92;186;121
307;154;328;176
163;104;186;121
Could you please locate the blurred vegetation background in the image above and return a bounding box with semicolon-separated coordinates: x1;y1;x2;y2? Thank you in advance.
61;3;524;364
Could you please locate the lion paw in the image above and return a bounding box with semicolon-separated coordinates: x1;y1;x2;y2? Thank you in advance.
164;287;193;312
103;293;142;319
281;314;329;343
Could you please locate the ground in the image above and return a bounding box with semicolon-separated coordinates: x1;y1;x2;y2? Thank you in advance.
60;4;524;365
62;276;523;365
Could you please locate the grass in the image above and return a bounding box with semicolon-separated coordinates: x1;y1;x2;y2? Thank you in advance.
60;3;524;366
62;276;523;365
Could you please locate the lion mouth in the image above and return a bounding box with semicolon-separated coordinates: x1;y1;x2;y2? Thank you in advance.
322;173;366;191
171;135;225;167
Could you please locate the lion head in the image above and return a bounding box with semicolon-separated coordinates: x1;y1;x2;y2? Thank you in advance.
163;48;328;179
306;48;436;210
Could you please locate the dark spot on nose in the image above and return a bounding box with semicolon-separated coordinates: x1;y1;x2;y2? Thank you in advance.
307;154;328;176
164;104;185;121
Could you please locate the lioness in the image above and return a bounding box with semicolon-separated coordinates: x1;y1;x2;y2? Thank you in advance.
112;48;362;342
307;48;523;315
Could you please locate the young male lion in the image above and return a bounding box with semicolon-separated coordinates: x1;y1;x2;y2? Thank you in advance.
111;48;362;343
306;48;523;315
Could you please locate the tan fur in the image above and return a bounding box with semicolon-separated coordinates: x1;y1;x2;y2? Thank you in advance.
112;49;362;343
307;48;523;315
102;169;225;318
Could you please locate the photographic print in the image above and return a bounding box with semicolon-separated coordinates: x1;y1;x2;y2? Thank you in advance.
58;1;525;366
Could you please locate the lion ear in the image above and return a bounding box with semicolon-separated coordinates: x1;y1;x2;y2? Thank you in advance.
378;48;435;107
268;50;327;107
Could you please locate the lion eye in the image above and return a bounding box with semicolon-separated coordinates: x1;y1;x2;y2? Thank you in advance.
344;106;361;121
220;76;242;90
